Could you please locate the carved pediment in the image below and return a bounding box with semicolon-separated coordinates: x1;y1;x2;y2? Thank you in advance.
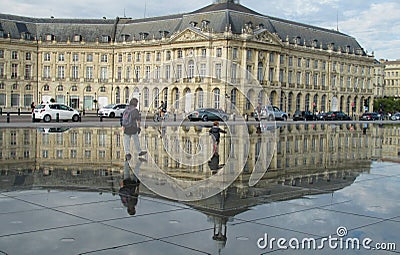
253;30;283;46
170;28;209;43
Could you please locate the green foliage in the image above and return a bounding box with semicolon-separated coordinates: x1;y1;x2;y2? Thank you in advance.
374;98;400;113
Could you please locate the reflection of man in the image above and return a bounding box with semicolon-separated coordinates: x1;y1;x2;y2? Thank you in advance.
208;152;223;172
119;160;142;215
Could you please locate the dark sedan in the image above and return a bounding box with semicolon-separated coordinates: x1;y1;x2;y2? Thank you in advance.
325;111;351;121
188;108;229;122
293;110;316;121
361;112;381;121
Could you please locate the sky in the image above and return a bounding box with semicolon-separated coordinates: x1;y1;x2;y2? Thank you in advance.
1;0;400;60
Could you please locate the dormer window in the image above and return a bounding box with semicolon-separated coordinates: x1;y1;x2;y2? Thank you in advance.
201;20;210;28
159;30;169;38
101;35;111;43
73;34;82;42
139;32;149;40
258;23;265;29
0;30;4;38
121;34;130;41
190;21;198;27
22;32;32;40
45;34;55;41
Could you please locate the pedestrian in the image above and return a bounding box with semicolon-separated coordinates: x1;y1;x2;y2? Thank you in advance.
30;102;35;112
209;121;227;153
122;98;147;161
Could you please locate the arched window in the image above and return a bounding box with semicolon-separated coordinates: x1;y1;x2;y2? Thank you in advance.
85;86;92;92
115;87;121;104
124;87;129;104
43;84;50;91
296;93;301;111
288;92;293;113
258;90;265;105
153;88;160;108
321;95;326;112
305;93;310;111
230;88;237;109
57;85;63;91
143;87;149;107
213;88;220;109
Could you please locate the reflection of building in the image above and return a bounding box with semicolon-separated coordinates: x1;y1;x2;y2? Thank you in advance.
0;0;374;115
1;124;399;187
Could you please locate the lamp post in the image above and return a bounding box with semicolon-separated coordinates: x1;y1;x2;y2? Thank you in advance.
66;92;69;106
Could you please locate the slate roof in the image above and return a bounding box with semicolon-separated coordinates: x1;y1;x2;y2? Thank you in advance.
0;1;366;55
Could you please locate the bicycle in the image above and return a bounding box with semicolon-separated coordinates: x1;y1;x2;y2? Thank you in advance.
153;110;169;122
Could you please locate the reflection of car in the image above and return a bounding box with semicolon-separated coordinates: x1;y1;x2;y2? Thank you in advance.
391;112;400;120
33;103;80;122
188;108;229;121
255;105;288;121
97;104;127;118
38;127;71;133
293;110;315;121
361;112;381;121
325;111;351;121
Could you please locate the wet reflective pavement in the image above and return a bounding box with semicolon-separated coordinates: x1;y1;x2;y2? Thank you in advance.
0;123;399;254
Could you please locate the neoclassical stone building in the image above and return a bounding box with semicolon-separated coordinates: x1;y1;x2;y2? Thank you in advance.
0;0;375;116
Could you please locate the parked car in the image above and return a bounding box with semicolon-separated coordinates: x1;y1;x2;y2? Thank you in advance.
325;111;351;121
361;112;381;121
391;112;400;121
97;104;127;118
254;105;288;121
293;110;315;121
316;112;328;121
188;108;229;121
33;103;80;122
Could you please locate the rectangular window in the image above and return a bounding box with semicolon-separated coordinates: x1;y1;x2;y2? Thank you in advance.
44;53;51;61
216;48;222;58
43;66;50;79
72;66;79;79
145;66;150;80
165;65;170;80
215;63;222;79
12;51;18;60
0;49;4;58
87;54;93;62
101;54;108;62
200;63;206;79
176;65;182;79
0;63;4;78
26;52;31;61
11;64;18;79
25;65;32;79
73;53;79;62
288;56;293;67
117;67;122;81
57;66;65;79
58;53;65;62
86;66;93;79
232;48;238;59
268;68;274;82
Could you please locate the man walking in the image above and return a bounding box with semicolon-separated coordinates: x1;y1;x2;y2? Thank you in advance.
122;98;147;160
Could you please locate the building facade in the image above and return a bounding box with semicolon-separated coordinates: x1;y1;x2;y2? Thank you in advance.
382;60;400;99
0;0;375;116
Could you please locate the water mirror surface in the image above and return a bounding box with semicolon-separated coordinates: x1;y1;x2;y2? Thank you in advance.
0;123;399;254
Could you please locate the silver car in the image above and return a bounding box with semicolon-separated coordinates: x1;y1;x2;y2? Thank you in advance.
391;112;400;121
255;105;288;121
97;104;127;118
